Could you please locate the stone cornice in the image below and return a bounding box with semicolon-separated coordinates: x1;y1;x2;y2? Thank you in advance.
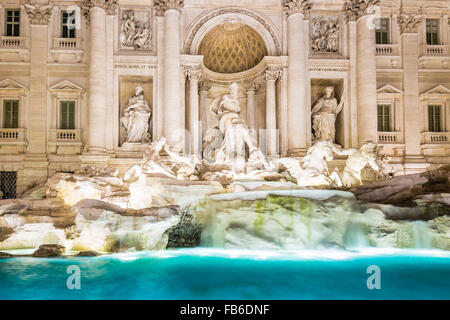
282;0;312;17
24;4;52;25
82;0;117;15
344;0;380;22
153;0;184;16
397;13;423;34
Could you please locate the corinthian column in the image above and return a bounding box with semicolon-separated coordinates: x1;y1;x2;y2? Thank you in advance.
265;69;281;156
398;13;423;160
154;0;184;147
24;4;52;155
83;0;116;153
282;0;311;156
187;69;201;156
345;0;379;146
22;4;52;188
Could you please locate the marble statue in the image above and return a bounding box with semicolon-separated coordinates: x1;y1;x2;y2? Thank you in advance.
121;85;152;143
333;141;381;188
140;137;199;180
208;82;273;175
311;17;340;53
276;140;337;187
311;86;344;142
120;10;151;49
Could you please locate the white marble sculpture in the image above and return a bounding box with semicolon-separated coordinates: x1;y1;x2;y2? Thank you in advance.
311;86;344;143
139;137;199;180
333;141;381;188
121;85;152;143
208;82;273;176
120;10;151;49
311;16;340;53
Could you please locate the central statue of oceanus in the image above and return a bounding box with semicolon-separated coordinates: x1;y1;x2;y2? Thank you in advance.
208;82;273;175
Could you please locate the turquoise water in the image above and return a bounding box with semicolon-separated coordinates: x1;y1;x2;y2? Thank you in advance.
0;249;449;300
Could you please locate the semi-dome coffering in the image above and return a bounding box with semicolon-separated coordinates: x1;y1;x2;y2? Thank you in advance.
199;21;268;74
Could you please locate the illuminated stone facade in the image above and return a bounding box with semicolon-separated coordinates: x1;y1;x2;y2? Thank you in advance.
0;0;449;195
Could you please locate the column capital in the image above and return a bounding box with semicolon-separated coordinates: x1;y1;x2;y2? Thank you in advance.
265;68;282;82
282;0;311;18
154;0;184;15
397;13;423;34
24;4;52;25
82;0;117;15
199;80;211;93
187;69;202;81
344;0;379;22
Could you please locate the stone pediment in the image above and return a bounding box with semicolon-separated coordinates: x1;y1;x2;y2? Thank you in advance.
50;80;86;96
0;79;28;95
376;84;402;94
0;78;26;90
422;85;450;95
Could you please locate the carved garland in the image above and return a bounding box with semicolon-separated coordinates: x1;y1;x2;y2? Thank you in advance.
184;7;282;55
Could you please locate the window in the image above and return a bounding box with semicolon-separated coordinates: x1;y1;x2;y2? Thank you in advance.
375;18;390;44
428;105;442;132
0;171;17;199
3;100;19;128
60;101;75;129
5;9;20;37
61;11;76;38
377;105;391;132
426;19;439;45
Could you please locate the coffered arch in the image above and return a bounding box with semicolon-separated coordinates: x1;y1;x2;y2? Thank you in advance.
184;7;282;57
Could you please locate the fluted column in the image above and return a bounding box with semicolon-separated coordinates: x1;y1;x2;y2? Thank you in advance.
346;0;379;146
188;69;201;156
84;1;115;153
282;0;311;155
24;4;51;155
155;0;184;147
246;82;259;132
398;14;423;159
265;69;281;156
199;81;210;141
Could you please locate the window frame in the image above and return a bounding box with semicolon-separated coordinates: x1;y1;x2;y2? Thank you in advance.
375;18;390;45
2;99;19;129
59;100;76;130
60;10;76;39
4;8;20;37
426;18;440;45
428;104;442;132
377;104;392;132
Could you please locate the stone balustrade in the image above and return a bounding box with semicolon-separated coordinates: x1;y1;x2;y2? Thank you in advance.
53;37;79;50
421;132;450;144
375;44;399;56
421;45;448;56
0;36;25;48
50;129;82;142
377;132;404;144
0;128;26;141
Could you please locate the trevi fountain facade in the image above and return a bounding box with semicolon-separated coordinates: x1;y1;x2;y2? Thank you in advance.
0;0;450;256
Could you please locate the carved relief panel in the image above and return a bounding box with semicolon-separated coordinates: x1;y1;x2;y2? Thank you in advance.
311;16;341;55
119;9;152;50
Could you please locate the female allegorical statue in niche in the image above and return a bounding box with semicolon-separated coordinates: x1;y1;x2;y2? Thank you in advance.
311;85;344;143
121;84;152;143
